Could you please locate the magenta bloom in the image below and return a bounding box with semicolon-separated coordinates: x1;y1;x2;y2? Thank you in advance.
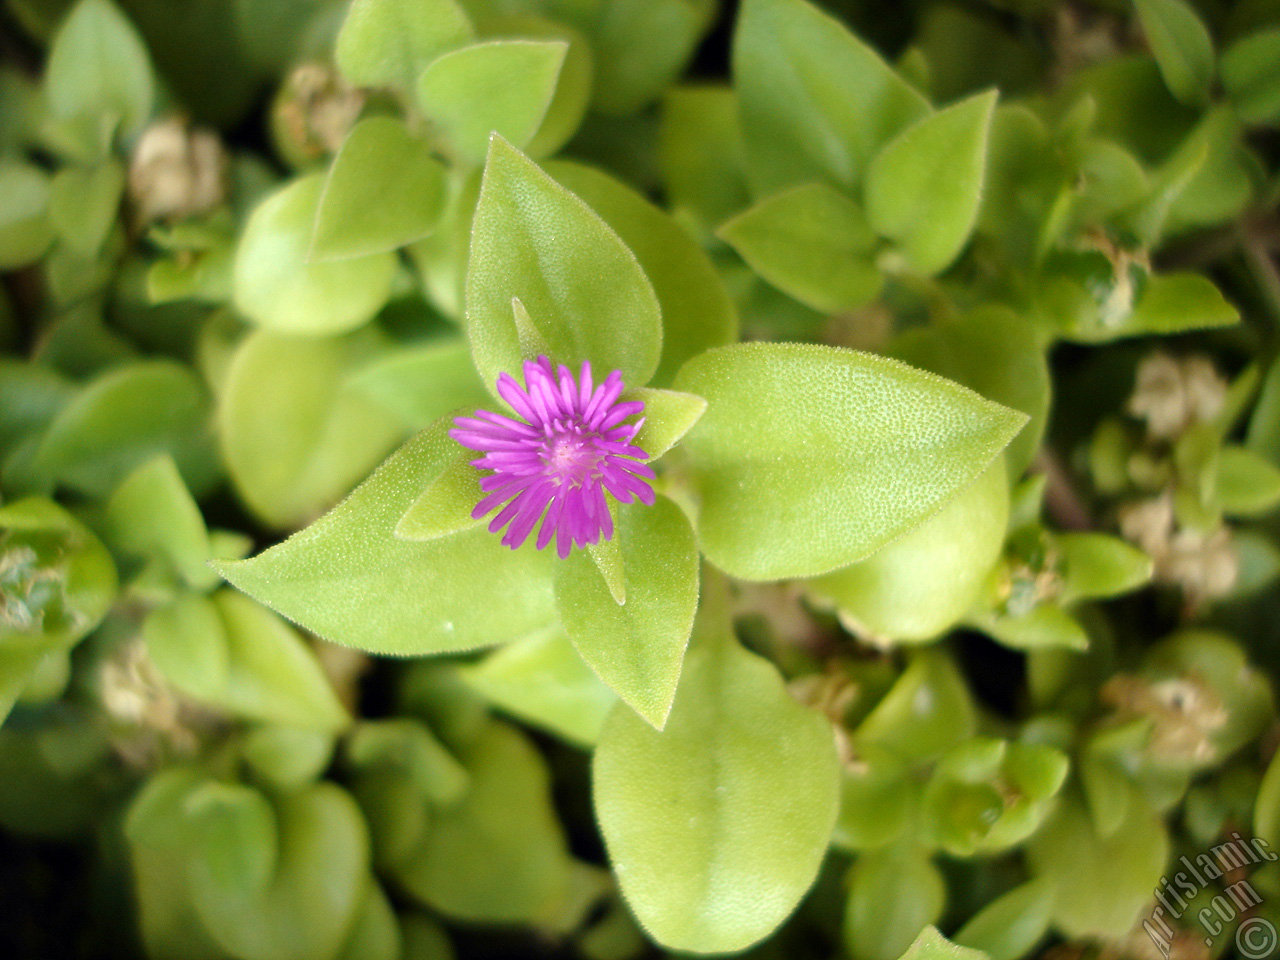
450;357;655;558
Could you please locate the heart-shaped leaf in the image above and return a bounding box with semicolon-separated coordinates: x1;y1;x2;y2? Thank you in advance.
335;0;473;91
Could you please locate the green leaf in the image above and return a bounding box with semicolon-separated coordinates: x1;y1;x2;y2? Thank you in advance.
1056;533;1153;602
466;137;662;390
672;343;1027;580
1222;29;1280;125
844;845;946;960
393;453;485;542
832;745;915;852
348;719;468;805
346;338;489;432
335;0;474;91
659;85;750;230
864;90;997;276
855;650;977;763
311;118;447;262
954;880;1055;960
44;0;154;143
1134;0;1215;106
417;40;567;165
394;721;574;923
971;604;1090;652
106;455;217;590
218;330;405;530
143;596;229;704
1027;788;1169;937
623;388;706;461
719;182;882;313
460;627;618;748
889;306;1051;478
1256;743;1280;849
335;882;399;960
546;160;737;387
0;162;54;269
593;626;840;953
241;726;335;792
733;0;930;195
554;498;697;729
30;360;215;499
1128;272;1239;335
586;0;716;116
216;421;556;656
899;928;991;960
47;160;123;257
1214;445;1280;517
185;782;278;894
807;458;1008;643
233;175;397;335
188;784;369;960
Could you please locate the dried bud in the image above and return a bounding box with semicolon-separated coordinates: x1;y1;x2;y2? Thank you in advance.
272;62;365;166
1119;496;1238;608
128;117;228;225
1103;673;1228;765
1128;351;1227;440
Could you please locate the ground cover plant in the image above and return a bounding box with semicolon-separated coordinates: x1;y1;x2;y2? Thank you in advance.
3;0;1280;958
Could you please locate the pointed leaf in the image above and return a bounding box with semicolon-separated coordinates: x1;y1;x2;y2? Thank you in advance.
311;118;446;262
734;0;930;195
47;160;124;257
346;338;489;432
234;175;397;335
417;40;567;165
673;343;1027;580
394;454;485;542
106;455;216;590
554;498;698;728
1134;0;1215;106
466;137;661;390
720;181;882;313
864;90;997;276
335;0;474;91
216;421;557;656
624;388;706;461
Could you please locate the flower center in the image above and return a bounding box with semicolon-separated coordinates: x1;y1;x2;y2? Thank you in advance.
542;422;603;485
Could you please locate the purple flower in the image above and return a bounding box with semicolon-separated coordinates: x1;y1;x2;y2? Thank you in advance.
450;356;655;559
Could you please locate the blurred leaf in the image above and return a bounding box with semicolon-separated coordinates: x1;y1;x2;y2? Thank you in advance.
844;844;946;960
466;137;662;391
1222;29;1280;124
1134;0;1215;106
1215;446;1280;516
0;162;55;269
348;719;469;805
719;182;882;313
554;497;698;728
216;421;557;656
856;650;977;763
395;721;574;923
335;882;400;960
971;603;1090;652
1027;788;1168;937
47;159;123;257
185;782;278;894
461;627;617;747
219;329;404;530
547;160;738;387
733;0;930;195
31;361;216;499
1056;533;1153;602
659;85;750;230
43;0;154;146
954;879;1055;960
311;118;447;261
864;90;996;276
106;454;217;590
234;175;397;335
417;40;567;165
347;338;488;432
832;745;915;851
673;343;1026;580
586;0;715;115
593;624;840;953
188;783;369;960
242;725;336;792
335;0;474;91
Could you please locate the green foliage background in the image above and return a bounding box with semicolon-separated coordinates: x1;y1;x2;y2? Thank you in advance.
3;0;1280;958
